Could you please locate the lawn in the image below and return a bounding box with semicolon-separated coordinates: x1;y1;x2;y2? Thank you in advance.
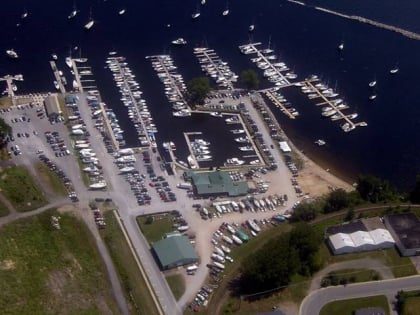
0;196;10;217
35;162;68;196
0;209;119;314
101;210;160;315
137;212;176;244
166;274;186;301
320;295;390;315
0;166;48;212
321;268;381;287
403;296;420;315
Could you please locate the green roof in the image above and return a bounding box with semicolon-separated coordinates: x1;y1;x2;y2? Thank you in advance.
190;170;248;196
152;236;198;269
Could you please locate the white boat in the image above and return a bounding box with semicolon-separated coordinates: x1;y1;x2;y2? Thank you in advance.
338;42;344;50
201;0;206;4
231;129;245;134
225;157;245;166
209;112;223;118
118;9;126;15
120;166;135;173
347;113;358;120
71;129;84;135
234;137;249;143
222;235;233;245
65;57;72;68
89;182;107;190
214;246;225;257
68;7;79;19
51;53;58;60
173;109;191;117
21;10;28;19
247;219;261;233
213;262;225;270
192;6;201;19
72;80;79;89
221;245;231;254
249;24;255;32
84;18;94;30
369;80;376;87
222;9;229;16
53;81;60;90
390;67;399;74
196;154;212;161
322;109;337;117
232;235;243;245
369;94;377;100
171;38;187;45
315;139;326;146
239;145;253;151
6;49;18;59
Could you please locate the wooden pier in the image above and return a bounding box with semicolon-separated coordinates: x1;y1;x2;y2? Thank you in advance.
49;61;66;94
264;90;297;119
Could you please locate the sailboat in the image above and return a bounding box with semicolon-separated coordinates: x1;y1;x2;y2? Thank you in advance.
249;24;255;32
338;41;344;51
118;8;126;15
84;9;94;30
68;3;79;19
222;3;230;16
21;9;28;19
368;79;376;87
192;4;201;19
390;64;399;74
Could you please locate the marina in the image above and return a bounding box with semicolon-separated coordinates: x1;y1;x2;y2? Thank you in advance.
193;47;238;90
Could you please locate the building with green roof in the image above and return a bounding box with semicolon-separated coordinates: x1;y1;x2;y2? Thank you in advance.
152;236;198;270
184;170;249;197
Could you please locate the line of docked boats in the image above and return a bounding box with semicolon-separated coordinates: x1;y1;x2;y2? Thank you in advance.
147;55;190;117
239;42;297;87
266;87;299;117
193;47;238;89
190;138;212;162
107;54;157;147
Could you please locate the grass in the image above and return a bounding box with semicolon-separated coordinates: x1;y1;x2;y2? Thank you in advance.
0;197;10;217
137;212;176;244
100;210;160;315
76;158;91;187
321;268;381;287
0;209;119;314
403;296;420;315
34;162;68;196
0;96;12;108
0;166;48;212
319;295;390;315
0;147;11;161
166;274;186;301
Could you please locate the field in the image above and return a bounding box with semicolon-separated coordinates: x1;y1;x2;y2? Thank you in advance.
166;274;186;301
0;197;10;217
319;295;390;315
0;166;48;212
101;210;160;315
321;268;381;287
137;212;175;244
35;162;68;196
0;209;119;314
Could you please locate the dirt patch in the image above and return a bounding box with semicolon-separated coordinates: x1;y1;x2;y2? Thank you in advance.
0;259;15;270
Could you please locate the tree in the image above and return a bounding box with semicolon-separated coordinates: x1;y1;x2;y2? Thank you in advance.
344;208;355;221
187;77;211;106
290;203;318;222
323;188;351;213
0;117;11;148
410;175;420;203
357;175;397;203
240;69;259;90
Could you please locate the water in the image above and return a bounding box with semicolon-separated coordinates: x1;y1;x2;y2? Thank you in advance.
1;0;420;191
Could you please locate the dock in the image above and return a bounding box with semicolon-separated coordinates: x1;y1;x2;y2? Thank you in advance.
193;47;237;90
49;61;66;94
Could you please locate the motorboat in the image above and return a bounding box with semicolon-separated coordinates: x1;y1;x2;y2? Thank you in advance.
51;53;58;60
222;9;230;16
21;10;28;19
225;158;245;166
235;137;249;143
173;109;191;117
201;0;206;4
6;49;18;59
347;113;358;120
369;80;376;87
231;129;245;134
249;24;255;32
209;112;223;118
68;6;79;19
65;57;72;68
338;42;344;50
369;94;377;100
315;139;326;146
239;145;253;151
390;67;399;74
322;109;337;117
53;81;60;90
84;18;94;30
89;182;107;190
118;9;126;15
171;38;187;45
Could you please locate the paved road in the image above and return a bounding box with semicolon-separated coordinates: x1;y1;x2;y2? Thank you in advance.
300;275;420;315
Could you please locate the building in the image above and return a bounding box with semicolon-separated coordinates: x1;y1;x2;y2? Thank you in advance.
327;218;395;255
43;93;61;118
355;307;385;315
152;236;198;270
384;213;420;256
185;170;248;197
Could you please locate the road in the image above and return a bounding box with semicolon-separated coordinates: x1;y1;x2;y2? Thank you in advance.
299;275;420;315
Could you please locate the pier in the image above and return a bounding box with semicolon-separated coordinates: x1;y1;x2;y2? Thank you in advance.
193;47;237;90
263;90;297;119
49;61;66;94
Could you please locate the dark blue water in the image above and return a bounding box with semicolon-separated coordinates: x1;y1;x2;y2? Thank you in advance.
1;0;420;191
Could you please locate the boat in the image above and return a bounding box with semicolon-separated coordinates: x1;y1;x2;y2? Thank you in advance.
222;9;229;16
118;9;126;15
249;24;255;32
72;79;79;89
209;112;223;118
68;5;79;19
338;41;344;50
225;158;245;166
65;57;72;68
369;80;376;87
315;139;326;146
192;6;201;19
21;9;28;19
53;81;60;90
6;49;18;59
201;0;206;4
221;245;231;254
171;38;187;45
247;220;261;233
390;66;399;74
341;122;355;133
322;109;337;117
238;145;253;151
84;19;94;30
196;154;212;161
120;166;135;173
231;129;245;134
347;113;358;120
51;53;58;60
234;137;249;143
173;109;191;117
369;94;377;100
